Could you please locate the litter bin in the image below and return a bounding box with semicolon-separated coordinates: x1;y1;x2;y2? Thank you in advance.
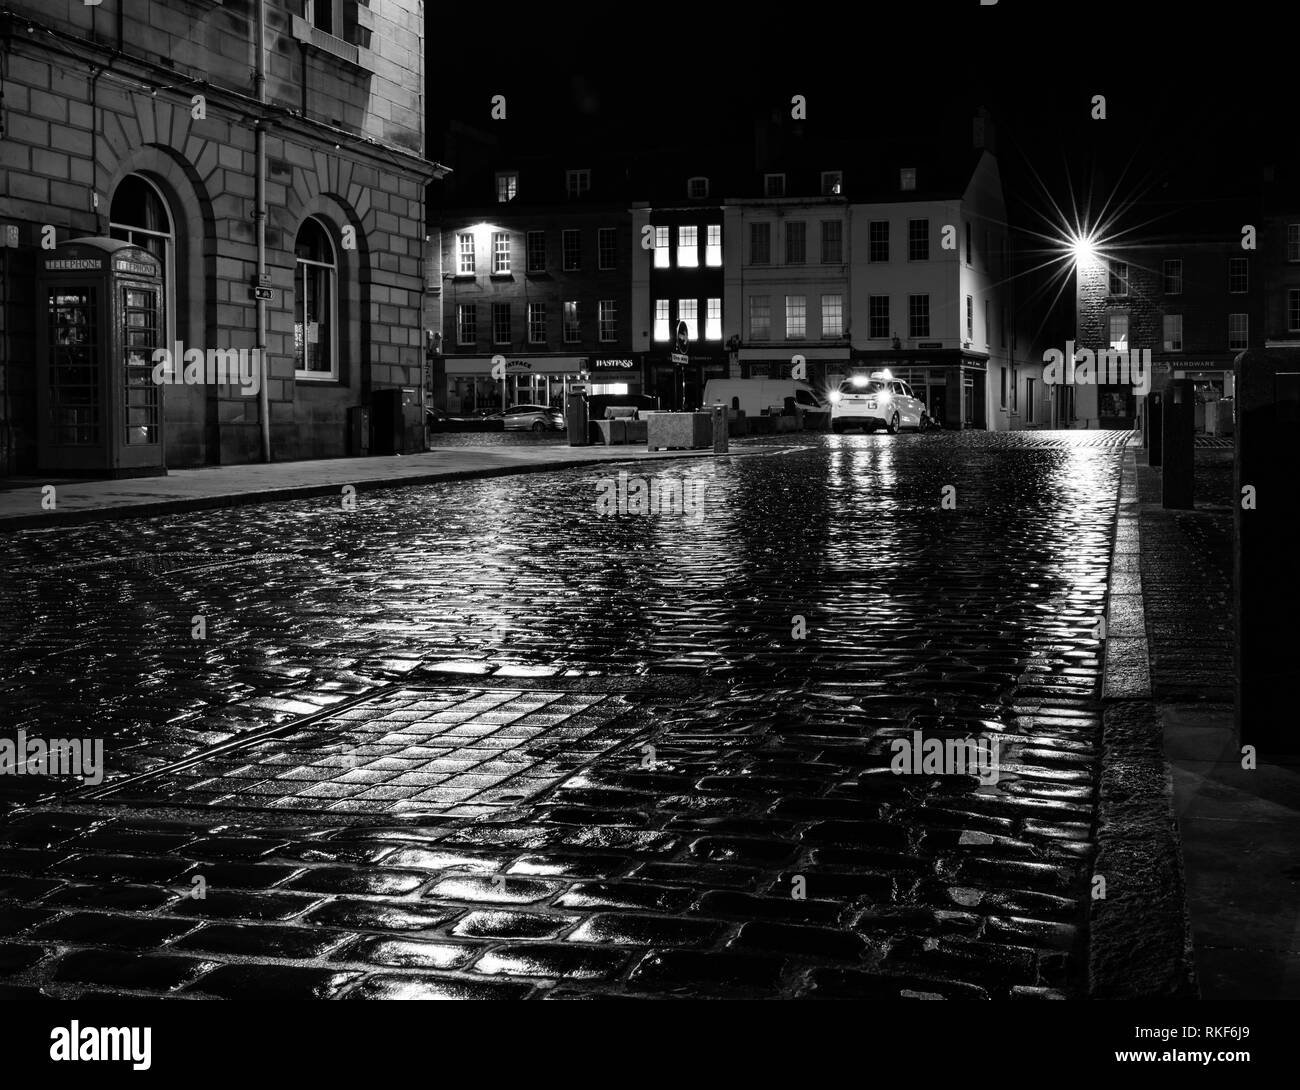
566;384;589;446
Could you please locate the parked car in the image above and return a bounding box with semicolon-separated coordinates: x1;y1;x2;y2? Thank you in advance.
702;378;828;420
502;404;565;431
829;372;930;433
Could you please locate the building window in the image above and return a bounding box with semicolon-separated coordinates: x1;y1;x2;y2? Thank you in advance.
965;296;973;342
1163;314;1183;351
869;295;889;339
706;298;722;341
457;232;475;275
869;220;889;262
899;167;916;191
1108;260;1129;296
492;302;511;345
491;232;510;275
678;225;698;268
307;0;339;33
1289;224;1300;262
495;172;518;203
654;299;670;341
750;222;771;265
1000;366;1008;410
1229;257;1249;293
749;296;771;340
562;230;580;271
821;170;842;195
984;299;990;346
109;173;176;359
527;231;546;273
528;302;546;344
688;176;709;199
1289;290;1300;332
1000;305;1007;347
764;173;786;197
821;294;843;338
294;217;337;379
457;303;477;346
1026;377;1036;423
908;219;929;261
654;226;670;268
563;300;580;343
1229;313;1249;350
599;300;617;342
1108;313;1129;351
785;295;806;339
785;222;806;265
705;224;722;267
598;227;617;270
566;169;590;197
1162;259;1183;294
909;294;930;338
678;299;698;341
821;220;843;264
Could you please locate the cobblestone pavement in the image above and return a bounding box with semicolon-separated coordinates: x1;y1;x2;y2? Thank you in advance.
0;431;1133;998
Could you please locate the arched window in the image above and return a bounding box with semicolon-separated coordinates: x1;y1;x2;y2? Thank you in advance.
110;174;175;351
295;218;337;379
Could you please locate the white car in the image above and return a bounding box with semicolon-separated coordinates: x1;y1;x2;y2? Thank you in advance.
829;372;930;433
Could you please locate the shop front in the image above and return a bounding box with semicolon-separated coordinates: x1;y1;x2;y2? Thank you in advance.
849;349;987;429
443;356;587;413
738;347;852;404
583;355;645;399
646;351;728;411
1161;357;1236;435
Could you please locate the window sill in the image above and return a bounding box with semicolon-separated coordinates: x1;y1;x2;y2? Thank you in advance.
290;15;374;73
294;373;343;384
489;273;515;281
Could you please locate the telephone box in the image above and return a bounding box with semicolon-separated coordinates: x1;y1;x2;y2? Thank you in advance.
36;238;167;477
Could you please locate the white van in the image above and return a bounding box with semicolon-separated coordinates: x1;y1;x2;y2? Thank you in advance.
702;378;829;419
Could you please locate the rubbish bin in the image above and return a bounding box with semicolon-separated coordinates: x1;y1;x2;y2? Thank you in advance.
566;384;589;446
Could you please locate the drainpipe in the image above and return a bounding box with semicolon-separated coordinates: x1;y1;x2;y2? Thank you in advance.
254;0;270;461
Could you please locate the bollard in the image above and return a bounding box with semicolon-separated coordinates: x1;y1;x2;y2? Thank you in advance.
1161;379;1194;509
566;388;589;446
712;404;729;454
1148;392;1163;465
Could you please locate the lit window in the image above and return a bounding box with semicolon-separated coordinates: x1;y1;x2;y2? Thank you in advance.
821;221;842;264
764;173;785;197
706;225;722;267
527;231;545;273
457;232;475;275
678;299;698;341
821;294;843;338
749;296;770;340
598;227;617;270
492;232;510;275
688;176;709;199
1108;260;1129;296
562;230;580;271
785;222;806;265
599;300;617;342
869;295;889;339
496;172;517;203
1163;259;1182;294
563;301;580;343
528;302;546;344
654;299;670;341
785;295;806;339
566;169;590;197
869;221;889;262
821;171;842;196
457;303;477;345
908;294;929;338
678;225;698;268
654;226;670;268
1163;314;1183;351
294;217;337;379
1108;313;1129;350
899;167;916;191
492;302;510;345
1229;313;1248;350
1229;257;1248;293
750;222;771;265
908;219;929;261
706;298;722;341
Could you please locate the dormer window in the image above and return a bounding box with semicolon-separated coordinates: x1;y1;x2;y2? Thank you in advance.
687;176;710;199
821;171;843;196
764;173;786;198
496;172;518;203
899;168;917;191
566;169;591;198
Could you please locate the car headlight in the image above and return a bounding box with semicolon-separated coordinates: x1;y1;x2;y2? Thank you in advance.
829;391;841;403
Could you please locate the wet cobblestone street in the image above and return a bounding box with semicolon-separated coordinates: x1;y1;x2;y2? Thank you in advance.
0;431;1132;999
